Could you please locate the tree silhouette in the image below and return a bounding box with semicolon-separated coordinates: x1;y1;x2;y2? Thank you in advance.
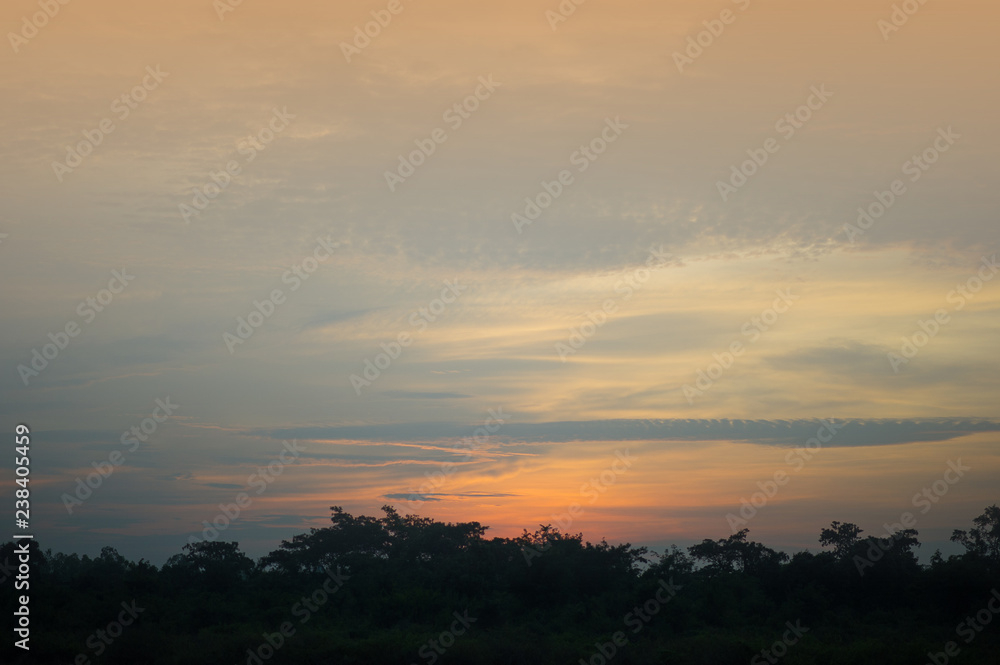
819;520;863;559
688;528;787;575
951;504;1000;561
5;504;1000;665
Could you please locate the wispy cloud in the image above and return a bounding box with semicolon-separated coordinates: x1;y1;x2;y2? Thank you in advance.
260;418;1000;447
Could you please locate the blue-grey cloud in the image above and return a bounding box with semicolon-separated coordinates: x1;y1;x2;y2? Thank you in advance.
260;418;1000;447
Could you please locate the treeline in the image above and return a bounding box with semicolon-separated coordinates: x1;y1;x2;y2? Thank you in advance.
3;505;999;665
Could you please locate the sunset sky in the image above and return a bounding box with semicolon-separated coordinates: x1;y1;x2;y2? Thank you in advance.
2;0;998;564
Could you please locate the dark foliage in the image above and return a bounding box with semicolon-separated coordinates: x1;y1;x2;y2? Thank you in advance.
4;505;1000;664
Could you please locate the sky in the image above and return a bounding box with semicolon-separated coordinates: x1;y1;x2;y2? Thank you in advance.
1;0;998;565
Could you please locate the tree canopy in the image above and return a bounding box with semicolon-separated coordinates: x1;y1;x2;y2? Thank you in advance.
3;504;999;665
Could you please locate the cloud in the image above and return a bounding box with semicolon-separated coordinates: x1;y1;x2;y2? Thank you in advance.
260;418;1000;447
382;491;520;502
765;339;890;377
380;390;473;399
302;308;382;330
